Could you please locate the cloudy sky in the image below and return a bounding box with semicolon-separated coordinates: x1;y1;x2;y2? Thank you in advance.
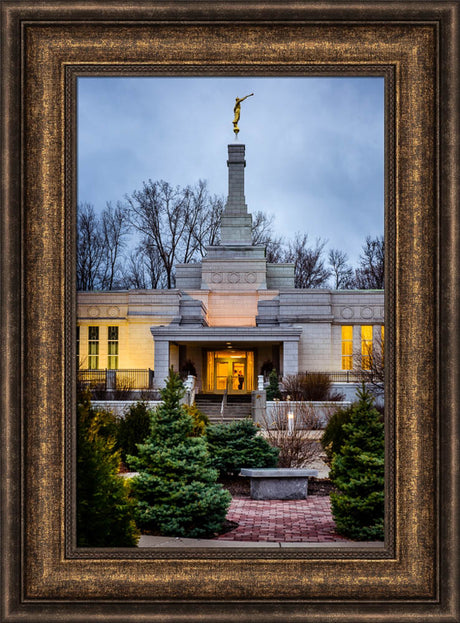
77;76;384;267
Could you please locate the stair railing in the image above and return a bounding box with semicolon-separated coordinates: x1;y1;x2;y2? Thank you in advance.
220;377;229;423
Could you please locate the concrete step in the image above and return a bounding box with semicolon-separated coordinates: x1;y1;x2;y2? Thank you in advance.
195;398;252;423
195;394;252;404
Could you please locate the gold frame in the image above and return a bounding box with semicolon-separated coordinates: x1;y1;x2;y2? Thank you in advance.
1;1;458;621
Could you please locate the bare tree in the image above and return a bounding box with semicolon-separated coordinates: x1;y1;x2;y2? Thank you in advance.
126;180;187;288
354;235;384;289
185;181;224;254
77;202;130;291
251;210;285;262
120;240;169;290
77;203;104;291
99;202;131;290
261;402;324;468
353;331;384;398
120;251;148;290
251;210;275;245
126;179;226;288
283;233;331;288
78;176;375;296
328;248;355;289
139;240;169;289
203;195;224;247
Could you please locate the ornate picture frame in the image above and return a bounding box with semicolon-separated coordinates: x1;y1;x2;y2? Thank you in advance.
1;2;458;621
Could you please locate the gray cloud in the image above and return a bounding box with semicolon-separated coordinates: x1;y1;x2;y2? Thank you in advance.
78;76;384;267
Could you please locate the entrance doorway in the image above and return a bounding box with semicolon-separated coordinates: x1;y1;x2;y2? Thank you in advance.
206;350;254;393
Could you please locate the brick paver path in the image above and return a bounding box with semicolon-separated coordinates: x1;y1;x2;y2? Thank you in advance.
215;496;351;543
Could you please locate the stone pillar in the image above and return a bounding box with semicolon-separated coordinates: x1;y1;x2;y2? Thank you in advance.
252;390;266;426
153;339;170;389
282;340;299;378
220;144;253;245
373;324;381;346
353;325;361;366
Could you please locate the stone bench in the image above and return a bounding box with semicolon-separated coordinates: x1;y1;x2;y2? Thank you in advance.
240;468;319;500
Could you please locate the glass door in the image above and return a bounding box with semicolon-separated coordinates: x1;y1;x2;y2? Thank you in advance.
214;357;247;393
215;360;230;391
230;360;246;392
206;350;254;393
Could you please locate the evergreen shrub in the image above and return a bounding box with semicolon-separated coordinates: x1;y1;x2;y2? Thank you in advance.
320;404;355;464
117;401;152;463
329;387;385;541
182;403;210;437
266;369;282;401
77;391;139;547
206;419;279;477
128;370;231;538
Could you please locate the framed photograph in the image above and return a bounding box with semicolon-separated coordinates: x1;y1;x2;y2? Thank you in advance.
1;1;458;621
75;74;386;546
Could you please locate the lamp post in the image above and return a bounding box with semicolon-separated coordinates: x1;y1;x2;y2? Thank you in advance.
287;411;294;435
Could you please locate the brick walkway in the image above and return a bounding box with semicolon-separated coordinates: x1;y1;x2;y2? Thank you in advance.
215;496;351;543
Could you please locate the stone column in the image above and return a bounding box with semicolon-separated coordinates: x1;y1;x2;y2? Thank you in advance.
353;325;361;366
373;324;382;346
220;144;253;245
282;340;299;378
153;339;170;389
252;390;267;426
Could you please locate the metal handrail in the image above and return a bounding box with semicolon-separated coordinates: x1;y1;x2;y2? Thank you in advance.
220;377;229;423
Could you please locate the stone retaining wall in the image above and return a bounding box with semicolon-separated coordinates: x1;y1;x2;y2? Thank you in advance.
92;401;162;417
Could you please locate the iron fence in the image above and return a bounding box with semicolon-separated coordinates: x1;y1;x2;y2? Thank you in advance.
319;371;362;383
77;369;154;391
77;369;362;395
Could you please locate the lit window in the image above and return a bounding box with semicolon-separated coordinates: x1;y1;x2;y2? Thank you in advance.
88;326;99;370
361;325;373;370
341;326;353;370
108;326;119;370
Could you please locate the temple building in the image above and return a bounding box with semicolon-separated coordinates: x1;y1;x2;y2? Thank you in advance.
77;143;384;395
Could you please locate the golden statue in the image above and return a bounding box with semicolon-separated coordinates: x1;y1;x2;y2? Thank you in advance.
233;93;254;137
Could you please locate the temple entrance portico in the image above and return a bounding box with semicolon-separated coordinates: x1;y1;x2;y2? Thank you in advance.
150;326;302;391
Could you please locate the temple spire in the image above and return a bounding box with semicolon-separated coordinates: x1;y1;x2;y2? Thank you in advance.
220;144;253;245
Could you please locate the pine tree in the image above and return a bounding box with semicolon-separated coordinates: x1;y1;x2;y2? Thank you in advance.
329;387;384;540
128;369;231;538
77;391;139;547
